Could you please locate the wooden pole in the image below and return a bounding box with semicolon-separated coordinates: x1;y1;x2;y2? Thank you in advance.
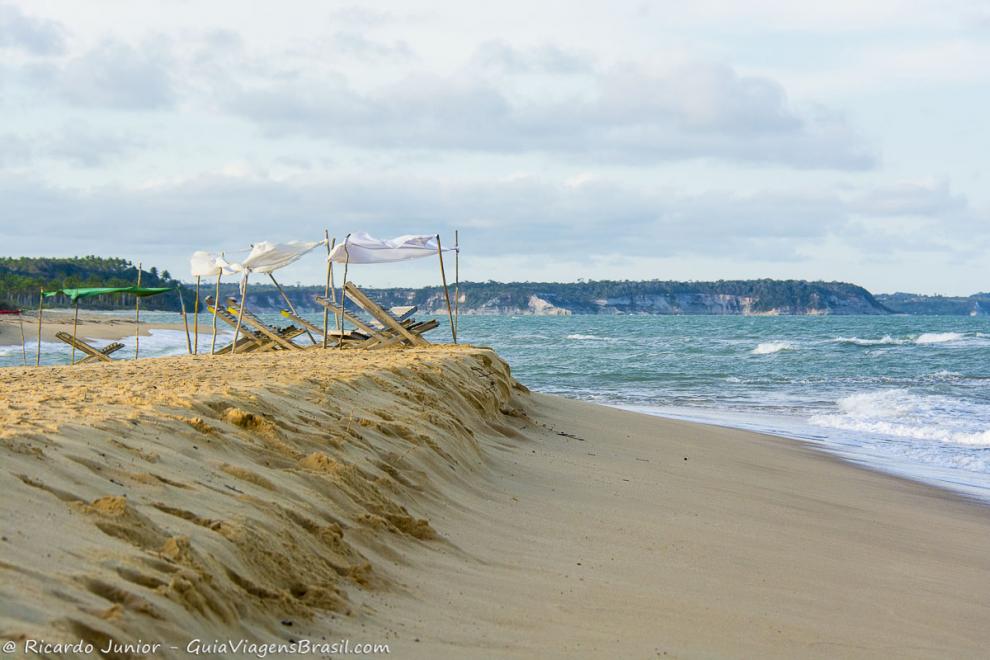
178;286;192;354
193;276;200;354
71;298;80;365
454;229;459;336
211;270;221;355
323;232;335;348
269;272;316;344
36;289;43;367
18;310;27;366
231;273;248;355
338;234;351;350
436;235;457;344
134;262;142;360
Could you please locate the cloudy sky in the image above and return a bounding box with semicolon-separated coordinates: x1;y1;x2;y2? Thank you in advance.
1;1;987;293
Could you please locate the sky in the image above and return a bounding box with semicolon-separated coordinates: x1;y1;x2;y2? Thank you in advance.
0;1;987;294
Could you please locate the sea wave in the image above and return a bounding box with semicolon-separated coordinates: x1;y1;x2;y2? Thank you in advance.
914;332;964;344
832;335;907;346
751;341;796;355
833;331;978;347
809;389;990;447
566;333;614;341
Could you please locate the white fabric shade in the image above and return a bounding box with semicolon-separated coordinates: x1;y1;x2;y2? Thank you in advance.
189;251;236;278
191;240;324;278
327;232;452;264
235;240;325;274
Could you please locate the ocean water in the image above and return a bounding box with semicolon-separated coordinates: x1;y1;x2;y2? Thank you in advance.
4;312;989;501
456;315;990;501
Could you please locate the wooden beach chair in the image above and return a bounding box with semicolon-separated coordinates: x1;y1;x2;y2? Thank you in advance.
55;332;125;364
313;285;436;349
206;297;269;353
343;283;430;347
313;295;391;347
223;299;303;351
206;297;305;354
366;319;439;349
278;309;371;347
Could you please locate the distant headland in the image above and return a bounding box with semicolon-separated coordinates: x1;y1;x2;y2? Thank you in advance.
1;256;986;316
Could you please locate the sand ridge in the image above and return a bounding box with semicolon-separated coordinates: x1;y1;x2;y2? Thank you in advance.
0;346;526;656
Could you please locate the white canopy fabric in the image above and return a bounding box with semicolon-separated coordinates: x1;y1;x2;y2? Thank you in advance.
193;240;325;277
189;251;237;278
235;240;325;274
327;232;453;264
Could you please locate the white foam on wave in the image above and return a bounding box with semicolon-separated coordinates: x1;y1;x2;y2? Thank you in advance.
751;341;796;355
566;333;612;341
834;331;978;347
810;389;990;447
833;335;907;346
914;332;964;344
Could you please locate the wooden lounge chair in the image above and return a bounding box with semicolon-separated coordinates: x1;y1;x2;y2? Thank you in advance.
366;305;418;330
223;299;302;351
206;297;269;353
313;285;436;349
366;319;439;349
278;309;370;346
206;297;305;354
55;332;125;364
313;295;391;347
343;283;430;347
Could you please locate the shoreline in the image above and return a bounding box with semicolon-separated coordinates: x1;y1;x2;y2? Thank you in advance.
611;402;990;506
1;348;989;657
0;310;185;345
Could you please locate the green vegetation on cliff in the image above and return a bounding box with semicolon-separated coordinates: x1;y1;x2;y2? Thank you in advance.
0;257;182;310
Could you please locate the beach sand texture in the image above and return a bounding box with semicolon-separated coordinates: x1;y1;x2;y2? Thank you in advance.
1;347;989;658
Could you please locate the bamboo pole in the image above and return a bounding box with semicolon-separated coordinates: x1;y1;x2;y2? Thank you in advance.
231;273;248;355
454;229;460;336
178;286;192;354
134;262;142;360
338;234;351;350
71;299;80;365
436;235;456;344
211;270;221;355
269;272;316;344
323;232;336;348
18;310;27;366
193;275;200;354
35;289;43;366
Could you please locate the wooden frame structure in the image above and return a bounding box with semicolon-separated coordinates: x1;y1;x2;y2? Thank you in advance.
204;296;305;354
54;332;125;364
310;283;438;349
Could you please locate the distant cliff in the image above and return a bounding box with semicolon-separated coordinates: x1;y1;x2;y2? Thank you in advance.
876;292;990;316
228;279;892;316
0;258;919;316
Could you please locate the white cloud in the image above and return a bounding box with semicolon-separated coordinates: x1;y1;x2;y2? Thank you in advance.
33;38;176;109
1;171;983;281
0;3;65;55
0;0;985;295
219;56;874;169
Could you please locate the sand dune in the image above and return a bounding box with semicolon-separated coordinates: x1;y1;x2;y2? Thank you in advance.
1;347;989;658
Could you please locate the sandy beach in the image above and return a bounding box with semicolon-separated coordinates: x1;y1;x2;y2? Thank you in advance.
1;347;988;658
0;311;185;346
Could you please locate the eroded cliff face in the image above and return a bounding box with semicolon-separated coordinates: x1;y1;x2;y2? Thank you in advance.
458;292;886;316
235;280;890;316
